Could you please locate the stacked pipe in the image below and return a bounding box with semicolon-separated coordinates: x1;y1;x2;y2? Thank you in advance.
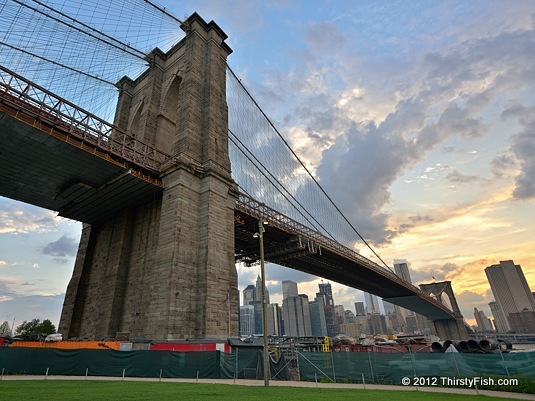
430;338;512;353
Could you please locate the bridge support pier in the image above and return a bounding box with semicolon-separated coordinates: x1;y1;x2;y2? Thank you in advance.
429;318;468;341
59;13;238;341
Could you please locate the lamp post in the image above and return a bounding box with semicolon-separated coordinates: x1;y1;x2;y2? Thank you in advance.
254;219;269;387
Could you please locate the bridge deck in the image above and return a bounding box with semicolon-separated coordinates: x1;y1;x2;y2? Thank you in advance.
234;194;455;320
0;95;163;224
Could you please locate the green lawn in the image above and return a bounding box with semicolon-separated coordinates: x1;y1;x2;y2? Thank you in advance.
0;381;523;401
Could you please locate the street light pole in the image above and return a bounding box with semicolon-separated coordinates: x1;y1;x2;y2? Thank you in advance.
257;219;269;387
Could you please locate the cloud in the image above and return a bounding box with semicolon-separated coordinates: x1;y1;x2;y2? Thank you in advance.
42;234;78;260
0;292;65;329
303;21;349;53
491;152;517;179
0;198;58;234
289;22;534;247
456;289;493;323
446;170;487;184
502;105;535;199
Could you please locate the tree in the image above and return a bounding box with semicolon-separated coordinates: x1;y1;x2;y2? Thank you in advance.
0;320;13;337
15;319;56;339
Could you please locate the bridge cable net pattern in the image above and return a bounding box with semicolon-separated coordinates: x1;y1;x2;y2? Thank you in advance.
0;0;183;122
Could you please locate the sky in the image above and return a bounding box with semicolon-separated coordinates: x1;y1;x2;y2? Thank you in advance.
1;0;534;332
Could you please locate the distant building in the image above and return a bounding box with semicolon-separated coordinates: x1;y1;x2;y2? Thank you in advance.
393;259;425;333
394;260;412;282
248;301;263;335
365;292;381;314
508;308;535;334
405;314;418;334
354;302;366;316
239;305;255;336
339;322;365;338
255;275;270;304
282;294;312;337
368;313;388;334
344;310;356;324
282;280;298;300
335;305;346;326
485;260;535;331
474;308;493;332
383;301;396;316
243;285;256;306
266;303;283;336
489;301;508;333
317;282;339;336
309;298;328;337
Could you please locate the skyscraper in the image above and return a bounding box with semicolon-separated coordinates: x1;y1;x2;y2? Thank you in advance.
354;302;366;316
243;285;256;306
255;275;270;304
489;301;508;332
239;305;255;336
393;259;424;333
309;297;328;336
266;303;283;336
364;292;381;314
474;308;493;332
485;260;535;331
282;294;312;337
282;280;298;300
394;260;412;282
316;282;339;336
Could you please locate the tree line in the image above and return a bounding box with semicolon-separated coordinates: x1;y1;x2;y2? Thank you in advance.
0;319;56;340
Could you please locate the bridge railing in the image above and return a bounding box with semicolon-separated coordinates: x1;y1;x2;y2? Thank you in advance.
0;65;169;173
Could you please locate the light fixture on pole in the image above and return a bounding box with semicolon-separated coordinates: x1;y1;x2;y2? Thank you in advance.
253;218;269;387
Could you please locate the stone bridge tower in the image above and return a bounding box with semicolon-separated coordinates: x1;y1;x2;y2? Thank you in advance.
419;281;468;340
59;13;238;340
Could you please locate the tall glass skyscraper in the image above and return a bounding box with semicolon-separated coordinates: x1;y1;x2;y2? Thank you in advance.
485;260;535;332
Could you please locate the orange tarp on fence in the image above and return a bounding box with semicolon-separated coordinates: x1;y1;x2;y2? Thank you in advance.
9;341;123;350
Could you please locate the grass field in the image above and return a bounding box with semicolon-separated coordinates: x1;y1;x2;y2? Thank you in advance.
0;380;525;401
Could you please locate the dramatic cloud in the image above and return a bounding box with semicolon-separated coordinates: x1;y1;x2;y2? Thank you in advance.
288;23;534;246
0;198;58;234
42;234;78;262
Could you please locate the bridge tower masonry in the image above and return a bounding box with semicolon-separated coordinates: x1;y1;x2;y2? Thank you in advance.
419;281;468;340
59;13;239;340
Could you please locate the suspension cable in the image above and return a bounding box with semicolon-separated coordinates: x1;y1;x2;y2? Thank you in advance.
142;0;184;24
0;40;116;86
229;129;338;242
16;0;146;60
227;65;393;272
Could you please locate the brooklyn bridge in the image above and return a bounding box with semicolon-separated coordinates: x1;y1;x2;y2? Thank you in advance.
0;2;466;341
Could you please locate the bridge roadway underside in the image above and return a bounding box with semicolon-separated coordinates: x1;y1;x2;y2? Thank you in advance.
0;107;163;224
234;210;454;321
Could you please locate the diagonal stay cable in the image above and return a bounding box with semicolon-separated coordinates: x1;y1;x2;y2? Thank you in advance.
229;129;338;242
142;0;184;24
227;65;393;272
0;40;116;86
17;0;146;60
